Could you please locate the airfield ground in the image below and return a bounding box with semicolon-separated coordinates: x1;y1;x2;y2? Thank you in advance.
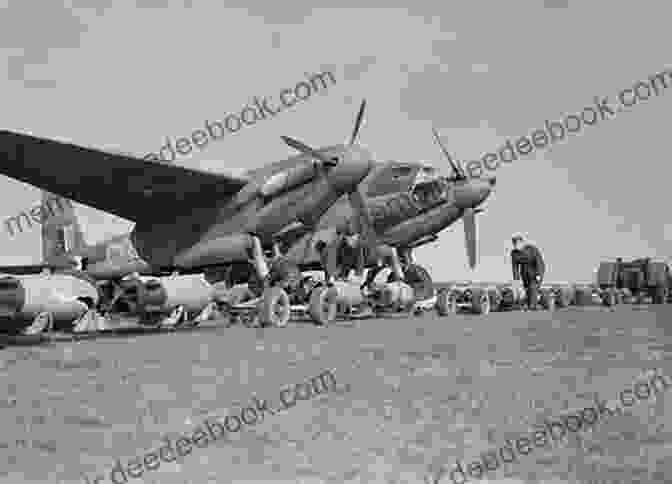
0;305;670;484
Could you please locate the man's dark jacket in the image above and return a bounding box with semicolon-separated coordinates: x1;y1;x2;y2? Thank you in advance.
512;244;545;285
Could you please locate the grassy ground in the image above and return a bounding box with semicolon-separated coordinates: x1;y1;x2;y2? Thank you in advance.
0;304;669;483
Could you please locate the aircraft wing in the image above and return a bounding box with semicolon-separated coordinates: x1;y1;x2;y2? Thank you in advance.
0;130;249;224
0;254;81;274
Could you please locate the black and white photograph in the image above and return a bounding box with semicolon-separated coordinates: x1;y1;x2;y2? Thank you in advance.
0;1;669;483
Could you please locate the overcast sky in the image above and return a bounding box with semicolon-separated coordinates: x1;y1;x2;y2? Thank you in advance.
0;1;669;283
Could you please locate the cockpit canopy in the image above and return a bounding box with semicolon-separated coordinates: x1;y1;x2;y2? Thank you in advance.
410;177;449;208
409;166;450;210
364;161;451;210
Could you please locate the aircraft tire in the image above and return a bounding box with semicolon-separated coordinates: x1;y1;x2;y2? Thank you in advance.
259;287;290;327
602;289;616;307
391;264;434;302
653;285;668;304
308;286;338;326
471;288;490;315
435;288;457;316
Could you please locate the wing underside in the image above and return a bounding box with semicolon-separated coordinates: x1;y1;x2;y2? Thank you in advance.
0;130;248;224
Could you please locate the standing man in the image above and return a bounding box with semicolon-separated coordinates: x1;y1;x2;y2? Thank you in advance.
316;227;350;285
337;229;363;281
511;233;545;310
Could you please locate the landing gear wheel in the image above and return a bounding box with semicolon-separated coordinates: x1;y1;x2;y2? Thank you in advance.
653;285;668;304
602;289;616;307
259;287;290;327
392;264;434;302
309;286;338;326
436;288;457;316
471;288;490;315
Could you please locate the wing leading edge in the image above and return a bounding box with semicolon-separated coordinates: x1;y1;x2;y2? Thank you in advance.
0;130;249;224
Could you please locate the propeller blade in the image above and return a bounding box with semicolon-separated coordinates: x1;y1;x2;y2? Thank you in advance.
463;208;477;269
349;100;367;146
348;189;378;248
345;160;398;275
345;160;391;246
349;187;381;275
281;136;337;167
431;127;465;179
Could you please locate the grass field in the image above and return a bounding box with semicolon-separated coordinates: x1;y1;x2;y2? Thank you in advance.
0;305;669;483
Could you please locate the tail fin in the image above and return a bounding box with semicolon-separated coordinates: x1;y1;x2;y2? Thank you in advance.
40;190;87;263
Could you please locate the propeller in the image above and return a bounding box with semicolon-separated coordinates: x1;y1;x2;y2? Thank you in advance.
281;99;368;170
348;185;378;276
431;127;466;180
432;128;487;269
280;100;371;279
345;160;399;275
349;99;366;146
463;208;477;269
280;136;336;167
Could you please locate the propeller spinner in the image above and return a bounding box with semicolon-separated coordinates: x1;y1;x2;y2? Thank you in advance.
431;127;495;269
281;100;374;277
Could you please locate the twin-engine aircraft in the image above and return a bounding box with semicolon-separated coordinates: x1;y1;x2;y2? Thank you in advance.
0;100;495;330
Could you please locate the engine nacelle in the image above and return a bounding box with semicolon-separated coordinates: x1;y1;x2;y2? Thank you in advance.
260;163;316;198
173;233;255;268
117;275;213;314
0;273;99;330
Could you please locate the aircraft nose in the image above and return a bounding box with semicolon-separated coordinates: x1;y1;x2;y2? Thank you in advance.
453;177;494;209
329;145;374;192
